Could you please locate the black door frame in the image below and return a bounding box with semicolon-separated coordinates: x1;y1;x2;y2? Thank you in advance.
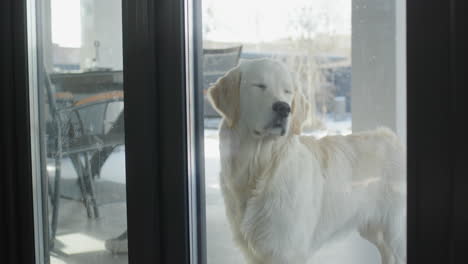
123;0;206;262
0;0;36;262
407;0;467;262
450;0;468;260
1;0;466;263
122;0;205;262
407;0;451;261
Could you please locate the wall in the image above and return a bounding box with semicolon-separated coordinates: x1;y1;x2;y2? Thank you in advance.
351;0;406;143
80;0;123;70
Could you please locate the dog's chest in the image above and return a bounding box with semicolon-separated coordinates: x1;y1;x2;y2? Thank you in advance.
219;139;279;217
225;140;279;188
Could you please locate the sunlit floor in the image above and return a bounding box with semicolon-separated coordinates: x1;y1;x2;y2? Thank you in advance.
49;146;128;264
49;115;381;264
50;202;128;264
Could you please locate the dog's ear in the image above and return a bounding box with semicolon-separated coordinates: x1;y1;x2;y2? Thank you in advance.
291;91;311;135
207;66;241;127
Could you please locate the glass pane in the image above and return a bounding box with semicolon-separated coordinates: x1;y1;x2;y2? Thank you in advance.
199;0;406;263
31;0;128;263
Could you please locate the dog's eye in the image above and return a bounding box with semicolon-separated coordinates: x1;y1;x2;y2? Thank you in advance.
284;90;292;94
254;84;267;90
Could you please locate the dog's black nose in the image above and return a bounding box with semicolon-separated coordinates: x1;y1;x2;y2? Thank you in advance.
272;101;291;118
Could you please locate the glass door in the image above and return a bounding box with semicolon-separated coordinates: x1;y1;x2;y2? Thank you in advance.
194;0;408;263
28;0;129;263
12;0;459;263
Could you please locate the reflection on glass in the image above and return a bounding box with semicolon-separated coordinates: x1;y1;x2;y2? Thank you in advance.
201;0;406;263
35;0;128;263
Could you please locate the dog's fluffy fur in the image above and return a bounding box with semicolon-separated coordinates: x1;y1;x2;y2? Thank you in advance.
208;59;406;264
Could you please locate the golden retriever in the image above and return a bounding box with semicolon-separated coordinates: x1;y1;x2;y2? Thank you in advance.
208;59;406;264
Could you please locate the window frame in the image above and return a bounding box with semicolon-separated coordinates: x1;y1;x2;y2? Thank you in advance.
450;0;468;260
123;0;206;262
0;0;36;263
407;0;458;262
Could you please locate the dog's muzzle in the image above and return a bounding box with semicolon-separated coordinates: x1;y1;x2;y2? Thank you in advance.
265;101;291;136
272;101;291;118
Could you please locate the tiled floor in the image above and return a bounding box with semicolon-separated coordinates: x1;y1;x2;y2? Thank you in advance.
49;118;382;264
50;201;128;264
49;147;128;264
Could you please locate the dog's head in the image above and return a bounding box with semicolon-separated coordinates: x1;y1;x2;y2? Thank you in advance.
208;59;310;137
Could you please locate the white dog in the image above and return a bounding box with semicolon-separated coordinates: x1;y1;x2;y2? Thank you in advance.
208;59;406;264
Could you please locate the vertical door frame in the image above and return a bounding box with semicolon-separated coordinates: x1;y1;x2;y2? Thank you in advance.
0;0;36;263
123;0;206;263
407;0;454;263
450;0;468;260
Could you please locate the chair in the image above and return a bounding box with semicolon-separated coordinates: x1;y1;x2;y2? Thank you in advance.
202;45;242;117
43;70;125;248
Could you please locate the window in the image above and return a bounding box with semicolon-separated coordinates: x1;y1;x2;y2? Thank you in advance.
30;0;128;263
198;0;407;263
